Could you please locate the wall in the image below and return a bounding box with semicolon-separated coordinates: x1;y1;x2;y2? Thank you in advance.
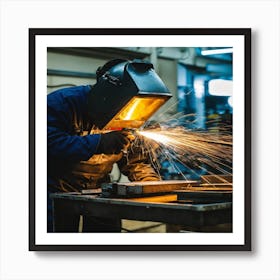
47;52;105;93
47;48;178;97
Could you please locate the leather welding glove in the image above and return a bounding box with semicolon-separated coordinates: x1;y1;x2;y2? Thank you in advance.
96;131;130;154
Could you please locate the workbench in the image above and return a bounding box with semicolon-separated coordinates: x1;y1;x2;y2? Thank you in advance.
50;191;232;232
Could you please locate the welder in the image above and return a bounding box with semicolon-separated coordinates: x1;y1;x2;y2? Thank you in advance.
47;58;171;232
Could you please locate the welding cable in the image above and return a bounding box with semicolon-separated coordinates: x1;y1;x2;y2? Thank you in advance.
47;83;77;88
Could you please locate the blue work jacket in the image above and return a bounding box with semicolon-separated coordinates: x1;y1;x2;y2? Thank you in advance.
47;86;101;188
47;85;160;192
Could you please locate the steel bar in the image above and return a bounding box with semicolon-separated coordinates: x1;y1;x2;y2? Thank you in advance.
127;194;178;203
101;180;197;198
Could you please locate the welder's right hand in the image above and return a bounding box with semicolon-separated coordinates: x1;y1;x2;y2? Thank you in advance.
96;131;130;154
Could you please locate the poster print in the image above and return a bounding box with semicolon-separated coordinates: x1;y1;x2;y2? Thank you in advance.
29;28;251;251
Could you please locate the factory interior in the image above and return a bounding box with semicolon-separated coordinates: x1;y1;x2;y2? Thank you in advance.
47;47;233;233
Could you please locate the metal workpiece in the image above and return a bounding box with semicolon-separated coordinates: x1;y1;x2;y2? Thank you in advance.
100;180;198;198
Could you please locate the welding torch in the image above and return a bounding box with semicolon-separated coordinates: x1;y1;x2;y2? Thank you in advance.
106;121;162;155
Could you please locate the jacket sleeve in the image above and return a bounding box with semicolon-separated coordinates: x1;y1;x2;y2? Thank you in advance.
117;144;161;182
47;101;101;163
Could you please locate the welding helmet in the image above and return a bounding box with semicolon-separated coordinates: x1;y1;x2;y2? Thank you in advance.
88;59;172;129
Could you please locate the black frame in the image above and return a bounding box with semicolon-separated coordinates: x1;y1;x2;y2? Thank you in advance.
29;28;251;251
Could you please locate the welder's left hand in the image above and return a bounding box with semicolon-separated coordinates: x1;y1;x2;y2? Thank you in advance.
96;131;130;154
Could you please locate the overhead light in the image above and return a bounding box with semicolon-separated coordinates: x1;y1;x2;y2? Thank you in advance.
208;79;232;96
201;48;233;56
228;96;233;107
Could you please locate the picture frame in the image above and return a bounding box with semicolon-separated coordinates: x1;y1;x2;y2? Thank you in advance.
29;28;251;251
